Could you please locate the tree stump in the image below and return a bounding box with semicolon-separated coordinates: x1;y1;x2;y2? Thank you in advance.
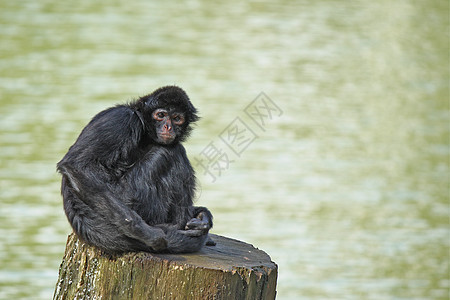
53;233;277;299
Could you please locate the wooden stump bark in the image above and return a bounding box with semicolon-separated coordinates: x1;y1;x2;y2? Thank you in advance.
53;233;277;299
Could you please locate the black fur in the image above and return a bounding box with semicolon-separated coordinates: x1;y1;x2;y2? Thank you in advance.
57;86;213;254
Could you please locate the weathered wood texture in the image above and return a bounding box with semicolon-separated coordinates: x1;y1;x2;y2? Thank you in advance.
53;233;277;299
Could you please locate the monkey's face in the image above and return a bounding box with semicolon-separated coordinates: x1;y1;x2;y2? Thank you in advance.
152;108;186;145
142;85;199;144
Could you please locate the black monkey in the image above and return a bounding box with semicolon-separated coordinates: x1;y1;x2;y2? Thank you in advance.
57;86;213;254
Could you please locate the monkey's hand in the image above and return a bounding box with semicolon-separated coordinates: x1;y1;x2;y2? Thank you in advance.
184;212;211;236
185;212;216;246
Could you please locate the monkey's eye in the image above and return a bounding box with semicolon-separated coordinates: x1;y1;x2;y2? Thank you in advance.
172;115;185;125
153;110;167;121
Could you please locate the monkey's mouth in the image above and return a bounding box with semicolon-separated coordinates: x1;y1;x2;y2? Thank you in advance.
160;134;175;143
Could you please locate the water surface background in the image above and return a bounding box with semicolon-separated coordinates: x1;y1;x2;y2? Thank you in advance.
0;1;448;299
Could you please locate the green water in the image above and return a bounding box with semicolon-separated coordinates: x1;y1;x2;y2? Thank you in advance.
0;1;448;299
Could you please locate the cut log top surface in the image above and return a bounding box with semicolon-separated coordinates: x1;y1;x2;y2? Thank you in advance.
154;234;275;271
